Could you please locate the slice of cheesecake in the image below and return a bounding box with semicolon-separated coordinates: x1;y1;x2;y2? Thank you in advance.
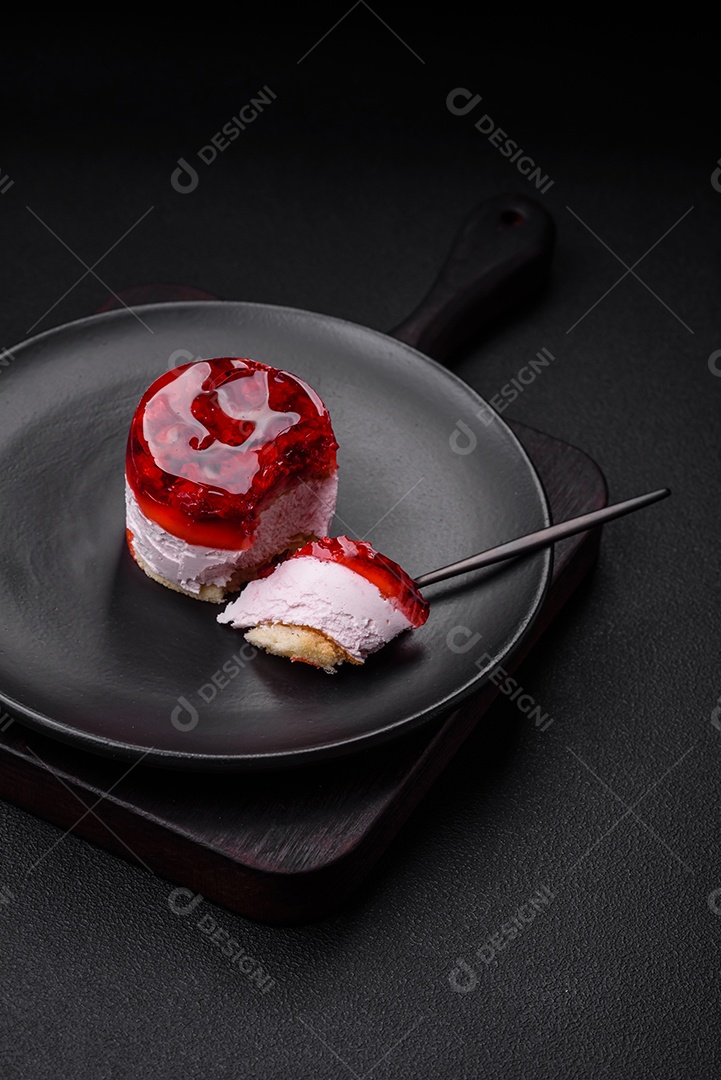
217;535;429;672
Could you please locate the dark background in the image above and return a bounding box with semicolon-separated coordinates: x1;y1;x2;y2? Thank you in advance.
1;18;720;1078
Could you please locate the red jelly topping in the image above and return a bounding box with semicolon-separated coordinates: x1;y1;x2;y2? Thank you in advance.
126;358;338;550
290;535;429;627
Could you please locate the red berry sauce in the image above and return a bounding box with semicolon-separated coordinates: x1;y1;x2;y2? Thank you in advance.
126;358;338;550
290;535;429;627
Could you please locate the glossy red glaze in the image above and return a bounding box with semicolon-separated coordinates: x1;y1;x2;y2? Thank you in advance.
126;358;338;550
290;535;429;627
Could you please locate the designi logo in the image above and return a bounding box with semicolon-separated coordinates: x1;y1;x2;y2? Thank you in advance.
711;158;721;194
171;696;200;732
171;158;199;194
171;87;277;194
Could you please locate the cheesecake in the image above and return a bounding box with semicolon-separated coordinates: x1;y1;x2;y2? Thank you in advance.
125;358;338;602
217;535;429;672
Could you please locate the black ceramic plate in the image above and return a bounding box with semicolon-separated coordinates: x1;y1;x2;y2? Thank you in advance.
0;301;550;769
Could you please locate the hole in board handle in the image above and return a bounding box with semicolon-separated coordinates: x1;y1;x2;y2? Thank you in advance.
500;210;523;226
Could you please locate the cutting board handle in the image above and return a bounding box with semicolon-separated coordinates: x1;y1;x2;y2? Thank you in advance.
389;193;556;364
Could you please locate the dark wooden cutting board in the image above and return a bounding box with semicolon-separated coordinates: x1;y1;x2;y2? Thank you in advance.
0;196;606;922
